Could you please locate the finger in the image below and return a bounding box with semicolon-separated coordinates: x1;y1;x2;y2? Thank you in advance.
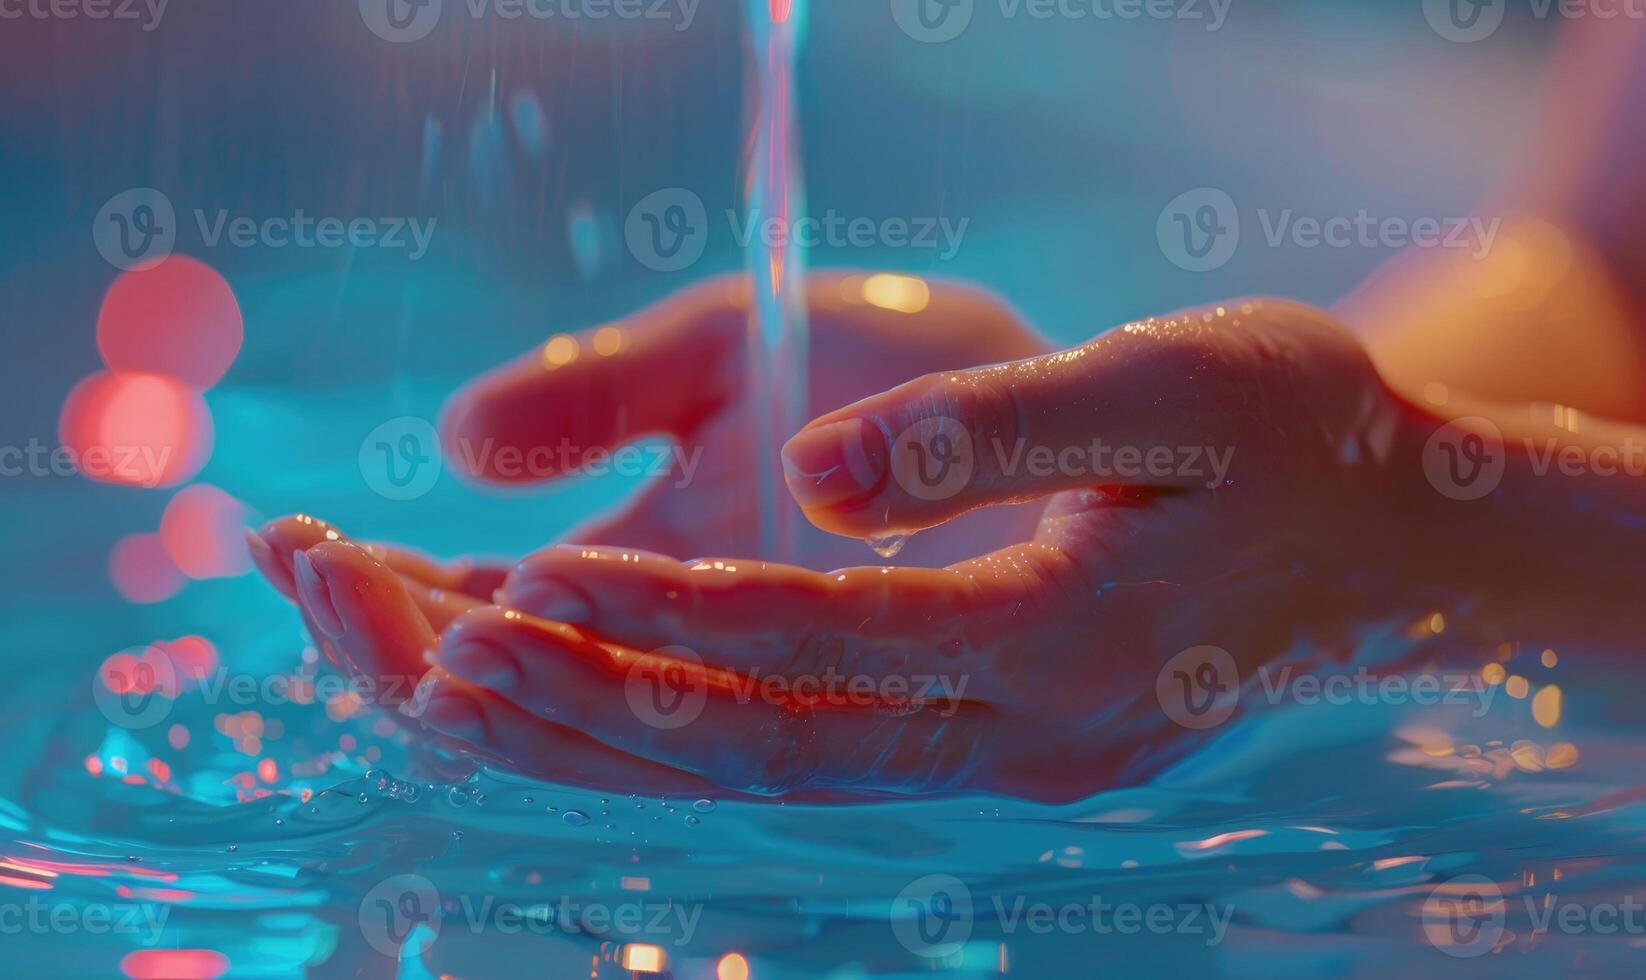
432;606;995;796
359;542;511;603
439;277;748;484
291;540;436;703
404;667;722;796
439;272;1045;488
250;515;478;634
499;543;1065;694
780;299;1344;537
286;540;706;791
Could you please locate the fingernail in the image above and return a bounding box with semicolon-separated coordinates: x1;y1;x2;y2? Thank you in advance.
782;418;887;509
442;641;520;692
506;579;594;624
245;528;296;596
420;692;487;742
293;549;346;639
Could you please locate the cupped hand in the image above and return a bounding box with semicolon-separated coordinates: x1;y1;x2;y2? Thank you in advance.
253;290;1469;802
455;298;1457;801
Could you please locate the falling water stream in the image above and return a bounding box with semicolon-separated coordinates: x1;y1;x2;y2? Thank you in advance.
743;0;810;562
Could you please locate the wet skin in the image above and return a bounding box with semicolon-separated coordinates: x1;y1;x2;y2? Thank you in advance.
250;274;1646;802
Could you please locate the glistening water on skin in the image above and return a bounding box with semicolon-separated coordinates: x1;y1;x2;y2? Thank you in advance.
11;5;1646;979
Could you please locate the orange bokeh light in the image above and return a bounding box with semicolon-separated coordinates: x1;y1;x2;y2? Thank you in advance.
60;371;212;488
120;949;229;980
107;533;186;604
98;255;243;390
160;485;250;579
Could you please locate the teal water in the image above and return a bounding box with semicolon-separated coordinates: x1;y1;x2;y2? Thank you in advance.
2;4;1632;977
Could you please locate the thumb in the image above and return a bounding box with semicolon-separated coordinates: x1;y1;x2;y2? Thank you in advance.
780;299;1341;538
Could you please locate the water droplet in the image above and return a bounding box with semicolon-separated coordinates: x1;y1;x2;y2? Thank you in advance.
865;533;908;559
357;793;370;804
452;830;465;841
448;787;471;807
685;815;701;826
226;844;238;853
692;799;716;813
562;810;590;827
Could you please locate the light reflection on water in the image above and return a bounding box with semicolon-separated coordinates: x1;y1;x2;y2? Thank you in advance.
5;615;1646;977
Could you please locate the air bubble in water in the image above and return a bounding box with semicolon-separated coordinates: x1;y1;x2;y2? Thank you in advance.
865;533;908;559
692;799;716;813
562;810;590;827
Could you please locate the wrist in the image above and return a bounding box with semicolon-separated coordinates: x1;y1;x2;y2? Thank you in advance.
1394;389;1646;646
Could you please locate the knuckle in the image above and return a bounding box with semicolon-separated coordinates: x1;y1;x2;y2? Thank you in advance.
935;370;1026;458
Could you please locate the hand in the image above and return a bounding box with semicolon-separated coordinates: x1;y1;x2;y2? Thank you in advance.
438;272;1049;569
247;273;1053;796
297;295;1467;802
